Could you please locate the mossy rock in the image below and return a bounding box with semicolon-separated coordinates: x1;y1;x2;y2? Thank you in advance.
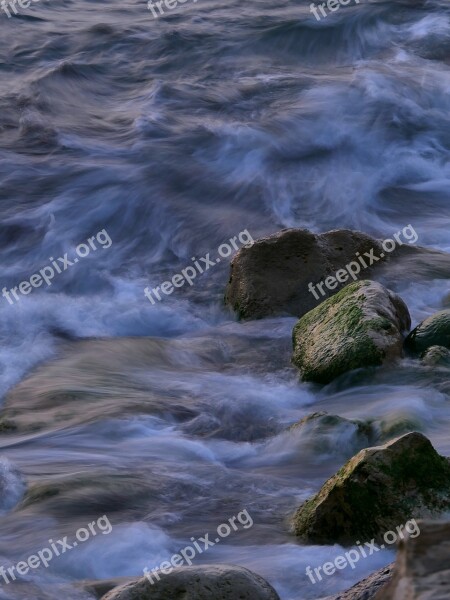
405;311;450;354
293;432;450;545
421;345;450;367
292;280;411;384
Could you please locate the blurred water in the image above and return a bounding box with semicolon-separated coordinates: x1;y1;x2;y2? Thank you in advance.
0;0;449;598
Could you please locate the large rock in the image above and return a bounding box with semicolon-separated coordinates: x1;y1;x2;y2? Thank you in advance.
293;432;450;544
292;280;410;384
373;520;450;600
224;228;449;320
101;565;280;600
405;310;450;354
225;229;386;319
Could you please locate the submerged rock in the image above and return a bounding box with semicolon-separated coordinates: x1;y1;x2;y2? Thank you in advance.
101;565;280;600
405;310;450;354
292;280;410;384
373;520;450;600
293;432;450;544
421;345;450;367
289;412;373;458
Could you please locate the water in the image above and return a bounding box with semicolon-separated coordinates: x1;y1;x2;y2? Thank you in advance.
0;0;449;598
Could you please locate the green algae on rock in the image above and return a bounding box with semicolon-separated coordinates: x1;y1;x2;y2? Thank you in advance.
293;432;450;545
292;280;411;384
421;345;450;367
405;310;450;354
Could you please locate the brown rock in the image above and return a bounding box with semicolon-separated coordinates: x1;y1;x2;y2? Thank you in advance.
373;520;450;600
327;564;393;600
225;228;450;320
225;229;385;319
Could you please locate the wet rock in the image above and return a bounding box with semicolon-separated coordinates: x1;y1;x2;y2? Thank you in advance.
101;565;281;600
375;412;424;441
289;412;373;458
327;564;393;600
81;578;134;599
225;229;386;320
292;280;410;384
405;310;450;354
224;228;449;321
421;345;450;367
373;520;450;600
293;432;450;545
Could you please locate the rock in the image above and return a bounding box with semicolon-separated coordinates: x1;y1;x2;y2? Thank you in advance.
101;565;280;600
292;280;411;384
293;432;450;545
327;564;393;600
421;345;450;367
289;412;373;458
375;412;424;441
224;228;450;321
225;229;386;320
373;520;450;600
81;578;134;599
405;310;450;354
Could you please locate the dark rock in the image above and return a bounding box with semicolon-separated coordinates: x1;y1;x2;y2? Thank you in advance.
293;432;450;545
225;228;449;320
405;310;450;354
101;565;280;600
225;229;386;320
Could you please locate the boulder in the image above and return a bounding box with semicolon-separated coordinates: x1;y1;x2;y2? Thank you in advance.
327;564;393;600
224;228;450;320
292;280;410;384
225;229;386;320
101;565;280;600
293;432;450;545
405;310;450;354
373;520;450;600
